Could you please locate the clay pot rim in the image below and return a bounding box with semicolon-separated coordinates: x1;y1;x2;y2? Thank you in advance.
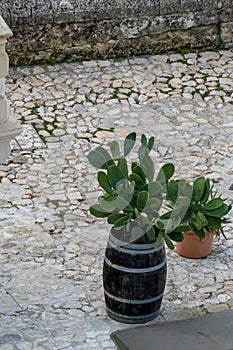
183;230;214;239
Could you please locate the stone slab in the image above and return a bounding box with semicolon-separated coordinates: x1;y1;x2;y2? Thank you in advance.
111;310;233;350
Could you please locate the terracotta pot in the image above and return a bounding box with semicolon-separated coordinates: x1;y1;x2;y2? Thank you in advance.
176;230;214;259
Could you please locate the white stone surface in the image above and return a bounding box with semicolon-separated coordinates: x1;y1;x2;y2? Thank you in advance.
0;16;12;39
0;16;21;162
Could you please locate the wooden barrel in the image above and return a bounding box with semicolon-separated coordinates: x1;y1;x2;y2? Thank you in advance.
103;229;167;324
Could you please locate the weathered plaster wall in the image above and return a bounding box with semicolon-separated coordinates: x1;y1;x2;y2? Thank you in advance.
0;0;233;65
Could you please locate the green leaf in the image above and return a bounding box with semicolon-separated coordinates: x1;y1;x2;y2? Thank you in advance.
166;180;178;203
138;144;149;164
90;204;110;218
97;171;113;193
203;198;223;211
192;177;205;202
190;203;203;213
177;180;193;199
156;163;175;186
107;165;124;188
131;162;138;171
132;165;146;181
116;179;134;203
99;195;132;212
114;214;131;228
128;173;144;188
207;216;222;230
110;141;121;159
117;157;128;178
141;134;147;146
168;231;184;242
193;228;205;239
203;204;231;218
108;213;126;224
154;230;164;248
147;181;162;197
171;196;191;221
87;146;114;169
200;178;211;204
137;214;152;227
165;216;183;233
190;212;202;230
136;191;148;212
141;155;154;182
147;136;155;151
146;227;156;242
176;179;188;187
155;219;165;230
196;211;208;226
131;226;145;242
144;198;162;213
164;233;175;250
160;211;172;220
124;132;136;156
172;224;191;233
88;149;105;169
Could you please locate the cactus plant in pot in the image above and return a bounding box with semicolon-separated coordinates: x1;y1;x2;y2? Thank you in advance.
166;176;232;258
87;133;188;323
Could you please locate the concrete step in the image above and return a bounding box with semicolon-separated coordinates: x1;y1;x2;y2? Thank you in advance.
111;310;233;350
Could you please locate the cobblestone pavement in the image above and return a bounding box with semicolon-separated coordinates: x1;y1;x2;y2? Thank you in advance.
0;50;233;349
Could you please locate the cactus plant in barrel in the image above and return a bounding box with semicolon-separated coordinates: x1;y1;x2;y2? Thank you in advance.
87;133;188;323
166;176;232;258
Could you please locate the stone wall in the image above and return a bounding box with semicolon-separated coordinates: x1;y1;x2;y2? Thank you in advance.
0;0;233;65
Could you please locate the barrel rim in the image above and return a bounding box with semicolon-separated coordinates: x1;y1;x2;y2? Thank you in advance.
107;238;164;254
104;289;164;304
109;229;164;251
106;307;161;324
104;255;167;273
